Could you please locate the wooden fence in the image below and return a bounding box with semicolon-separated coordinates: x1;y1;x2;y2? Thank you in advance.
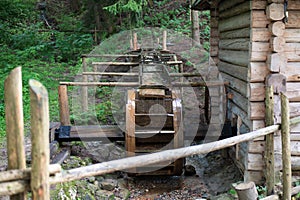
1;67;300;199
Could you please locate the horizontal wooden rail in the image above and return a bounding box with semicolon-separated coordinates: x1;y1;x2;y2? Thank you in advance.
172;81;229;87
92;62;139;66
82;54;139;58
0;164;61;183
169;73;202;77
0;124;280;196
166;61;183;65
59;82;140;87
82;72;138;76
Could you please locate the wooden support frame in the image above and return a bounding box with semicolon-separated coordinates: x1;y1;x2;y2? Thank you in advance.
58;85;71;125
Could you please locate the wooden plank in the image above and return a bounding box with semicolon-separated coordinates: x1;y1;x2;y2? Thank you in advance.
29;80;50;199
139;89;165;97
219;38;249;51
221;72;248;97
252;10;270;28
227;88;248;114
286;82;300;101
219;12;251;32
284;29;300;43
250;51;268;62
249;102;265;120
218;61;248;81
267;53;286;72
287;0;300;10
244;170;264;184
285;43;300;52
219;1;250;19
4;67;26;200
60;82;139;87
252;0;267;10
266;74;286;94
249;62;270;82
249;83;265;102
220;27;250;39
252;120;265;132
219;0;245;12
285;11;300;28
247;153;264;170
251;28;271;42
281;62;300;82
219;49;249;67
92;61;139;66
286;52;300;62
82;72;138;76
251;42;270;52
231;103;252;129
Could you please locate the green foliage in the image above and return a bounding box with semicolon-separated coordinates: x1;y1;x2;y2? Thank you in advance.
256;185;267;199
104;0;148;15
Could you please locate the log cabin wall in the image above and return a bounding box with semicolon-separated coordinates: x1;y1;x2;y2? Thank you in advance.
217;0;255;181
195;0;300;183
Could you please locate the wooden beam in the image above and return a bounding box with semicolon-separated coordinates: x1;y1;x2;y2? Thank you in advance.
92;62;139;66
58;85;71;126
60;82;140;87
82;72;139;76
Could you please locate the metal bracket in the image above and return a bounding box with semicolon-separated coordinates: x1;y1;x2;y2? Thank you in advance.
55;126;71;140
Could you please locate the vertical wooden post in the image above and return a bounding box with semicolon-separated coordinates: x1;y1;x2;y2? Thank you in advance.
4;67;27;200
265;86;275;195
281;92;291;200
205;87;210;123
82;56;88;112
162;30;167;51
29;80;50;200
133;33;138;50
58;85;71;125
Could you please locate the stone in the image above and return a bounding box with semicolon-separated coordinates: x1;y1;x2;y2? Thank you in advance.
100;179;118;191
184;165;197;176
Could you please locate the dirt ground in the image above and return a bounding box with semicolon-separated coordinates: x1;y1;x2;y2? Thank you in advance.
0;137;243;200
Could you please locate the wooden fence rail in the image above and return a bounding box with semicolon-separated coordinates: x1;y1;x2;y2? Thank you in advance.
1;68;300;199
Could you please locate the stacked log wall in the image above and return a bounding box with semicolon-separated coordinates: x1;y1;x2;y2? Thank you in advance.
218;0;252;176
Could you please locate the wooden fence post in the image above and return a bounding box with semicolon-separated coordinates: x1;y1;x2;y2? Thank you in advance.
29;80;50;200
58;85;71;125
162;30;167;51
82;56;88;112
281;92;291;200
4;67;27;200
133;33;138;50
265;86;275;195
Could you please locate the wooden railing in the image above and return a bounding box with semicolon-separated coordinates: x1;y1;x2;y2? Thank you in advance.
1;67;300;199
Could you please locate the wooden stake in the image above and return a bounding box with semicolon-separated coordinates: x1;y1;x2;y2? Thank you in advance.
265;86;275;195
133;33;138;50
163;30;167;51
234;182;258;200
281;92;291;200
29;80;50;200
4;67;27;200
58;85;70;125
82;57;88;112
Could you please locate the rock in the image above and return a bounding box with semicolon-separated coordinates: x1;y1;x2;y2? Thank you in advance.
117;188;131;199
211;193;235;200
184;165;196;176
100;179;118;191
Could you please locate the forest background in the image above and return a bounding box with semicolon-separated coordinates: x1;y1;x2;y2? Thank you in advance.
0;0;210;138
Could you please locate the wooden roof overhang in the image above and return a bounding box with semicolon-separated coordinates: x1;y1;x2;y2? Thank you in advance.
191;0;211;11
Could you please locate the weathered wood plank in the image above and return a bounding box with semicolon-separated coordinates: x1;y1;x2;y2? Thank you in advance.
58;85;71;126
219;38;249;51
281;62;300;82
219;0;245;12
249;83;265;102
219;1;250;19
286;11;300;28
249;102;265;120
252;0;267;10
287;0;300;10
218;61;248;81
219;12;251;32
249;62;270;82
252;10;270;28
219;49;249;67
250;50;268;62
285;43;300;52
267;53;286;72
221;72;248;97
220;27;250;39
286;82;300;101
284;29;300;43
251;28;271;42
